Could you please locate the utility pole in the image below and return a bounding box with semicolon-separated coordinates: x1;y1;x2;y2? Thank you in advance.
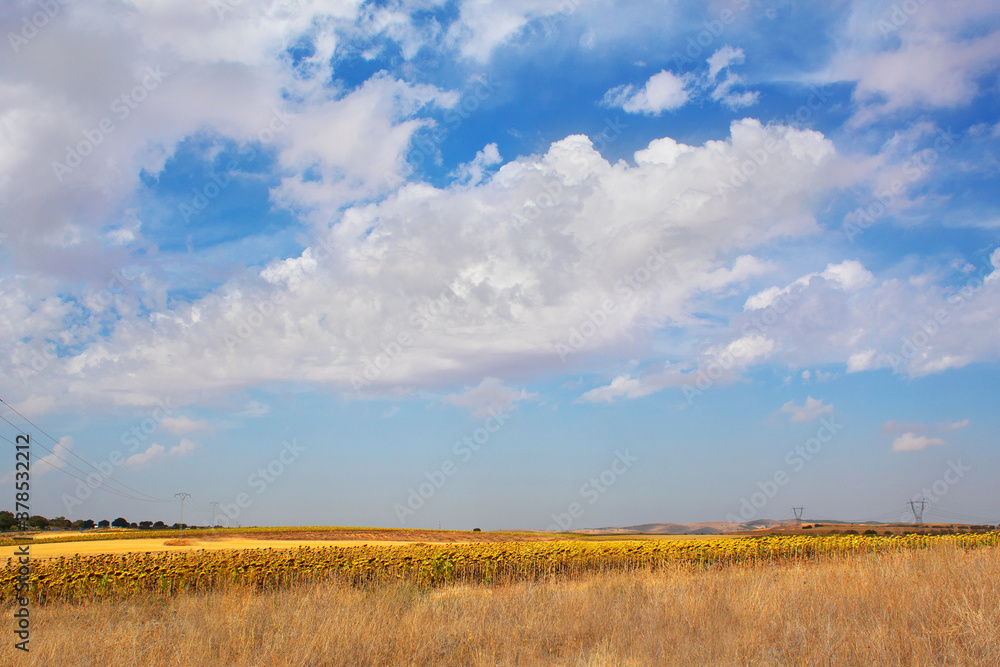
209;502;220;528
175;492;191;533
909;498;927;524
792;507;804;523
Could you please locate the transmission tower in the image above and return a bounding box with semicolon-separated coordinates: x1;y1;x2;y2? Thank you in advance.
792;507;805;522
909;498;927;524
209;501;220;528
175;492;191;532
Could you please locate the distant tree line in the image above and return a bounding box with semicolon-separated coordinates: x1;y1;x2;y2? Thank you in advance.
0;511;193;531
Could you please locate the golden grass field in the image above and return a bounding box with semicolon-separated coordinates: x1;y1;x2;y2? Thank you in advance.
3;530;998;665
4;545;998;666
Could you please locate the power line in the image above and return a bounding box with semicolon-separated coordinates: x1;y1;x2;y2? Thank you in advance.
0;396;171;504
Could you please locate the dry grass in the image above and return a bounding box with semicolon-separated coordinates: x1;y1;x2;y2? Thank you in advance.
9;546;999;666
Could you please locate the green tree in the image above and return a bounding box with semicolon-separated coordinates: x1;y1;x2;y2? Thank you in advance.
98;519;110;528
111;517;129;528
0;511;15;531
27;515;50;529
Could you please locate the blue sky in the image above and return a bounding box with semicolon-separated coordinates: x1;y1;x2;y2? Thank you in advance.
1;0;999;530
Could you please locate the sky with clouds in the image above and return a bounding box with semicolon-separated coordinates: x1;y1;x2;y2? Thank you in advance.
1;0;998;530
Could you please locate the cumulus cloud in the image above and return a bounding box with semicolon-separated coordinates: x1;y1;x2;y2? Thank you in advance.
606;46;757;115
732;252;1000;377
779;396;834;422
451;143;502;185
603;70;691;114
123;438;195;468
3;118;846;411
443;377;537;418
123;443;165;468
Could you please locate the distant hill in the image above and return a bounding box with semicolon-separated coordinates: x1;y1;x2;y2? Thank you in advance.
570;519;799;535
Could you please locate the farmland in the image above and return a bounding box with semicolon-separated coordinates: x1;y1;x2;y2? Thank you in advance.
2;533;998;665
3;532;998;603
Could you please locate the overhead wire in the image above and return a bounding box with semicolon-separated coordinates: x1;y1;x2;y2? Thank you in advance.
0;396;172;504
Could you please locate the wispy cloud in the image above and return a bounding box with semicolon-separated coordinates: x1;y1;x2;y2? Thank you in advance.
891;433;947;452
443;377;536;418
778;397;834;422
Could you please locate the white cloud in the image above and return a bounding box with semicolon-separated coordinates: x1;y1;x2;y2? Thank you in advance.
451;143;502;185
443;377;536;418
0;436;73;483
821;260;875;291
606;46;758;114
578;334;774;404
603;70;691;115
123;443;165;468
4;118;847;411
846;349;876;373
732;251;1000;378
779;396;834;422
160;416;213;435
445;0;599;62
239;401;271;418
891;432;947;452
708;45;745;80
827;1;1000;123
170;438;196;457
123;438;195;467
710;72;759;109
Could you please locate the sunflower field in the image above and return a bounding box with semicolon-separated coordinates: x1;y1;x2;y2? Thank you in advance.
3;533;998;604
